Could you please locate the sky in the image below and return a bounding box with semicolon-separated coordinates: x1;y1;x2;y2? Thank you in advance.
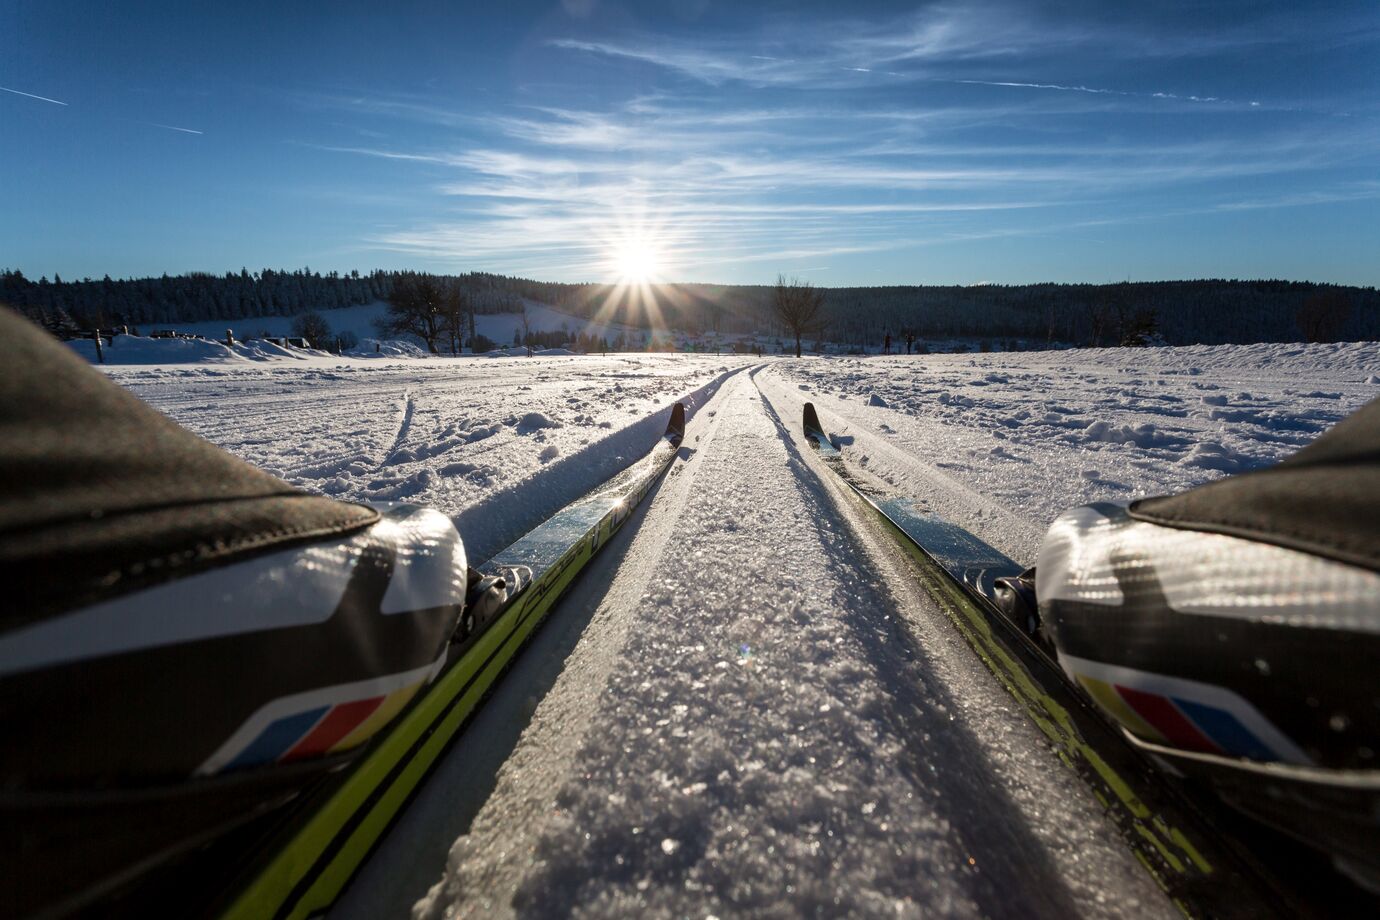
2;0;1378;286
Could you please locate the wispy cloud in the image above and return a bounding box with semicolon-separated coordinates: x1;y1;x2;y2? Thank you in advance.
547;3;1300;90
327;100;1367;278
548;5;1059;87
296;4;1378;281
0;84;67;106
147;122;203;135
955;79;1253;106
310;143;461;164
1212;183;1380;212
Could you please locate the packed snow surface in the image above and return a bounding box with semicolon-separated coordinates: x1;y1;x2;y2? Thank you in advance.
98;340;1377;917
405;372;1166;920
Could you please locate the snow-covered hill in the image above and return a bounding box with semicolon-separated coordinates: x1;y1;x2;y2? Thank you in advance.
146;300;642;352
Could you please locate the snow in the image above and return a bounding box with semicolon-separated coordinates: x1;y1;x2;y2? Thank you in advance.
65;299;646;365
66;333;319;364
113;354;746;563
405;373;1166;920
93;338;1377;916
776;342;1379;562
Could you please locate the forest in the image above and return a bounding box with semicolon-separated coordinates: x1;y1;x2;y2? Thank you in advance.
2;267;1375;348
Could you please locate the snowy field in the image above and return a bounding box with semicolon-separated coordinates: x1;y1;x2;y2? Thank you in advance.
780;342;1380;563
112;353;749;562
97;341;1378;918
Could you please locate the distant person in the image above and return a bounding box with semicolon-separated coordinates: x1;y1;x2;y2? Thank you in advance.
906;332;915;355
883;332;892;355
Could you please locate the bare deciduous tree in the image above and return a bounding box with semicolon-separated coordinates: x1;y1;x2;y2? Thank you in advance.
375;272;445;353
772;274;825;358
441;279;472;354
290;310;331;348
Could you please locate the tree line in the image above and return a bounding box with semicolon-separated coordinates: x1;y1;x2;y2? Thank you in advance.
0;268;549;338
3;266;1375;348
552;279;1375;347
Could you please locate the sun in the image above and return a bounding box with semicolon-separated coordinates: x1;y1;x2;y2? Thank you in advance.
612;241;663;283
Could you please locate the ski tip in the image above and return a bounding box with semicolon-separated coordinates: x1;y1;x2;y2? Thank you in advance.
666;402;686;442
803;402;823;436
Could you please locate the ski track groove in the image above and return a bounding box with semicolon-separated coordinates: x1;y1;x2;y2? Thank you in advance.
380;390;417;470
760;365;1044;565
404;368;1170;920
394;370;752;920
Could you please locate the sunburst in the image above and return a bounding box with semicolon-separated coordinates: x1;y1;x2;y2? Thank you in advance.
611;240;663;285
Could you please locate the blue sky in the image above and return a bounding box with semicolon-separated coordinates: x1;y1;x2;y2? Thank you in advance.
2;1;1377;285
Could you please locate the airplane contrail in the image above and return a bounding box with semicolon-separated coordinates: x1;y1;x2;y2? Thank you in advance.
149;122;204;135
955;79;1240;105
0;85;68;105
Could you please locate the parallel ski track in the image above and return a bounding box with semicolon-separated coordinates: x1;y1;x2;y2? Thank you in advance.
215;404;690;920
402;368;1175;920
753;369;1327;920
333;367;756;919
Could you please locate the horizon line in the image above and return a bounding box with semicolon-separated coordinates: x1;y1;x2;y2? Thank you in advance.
2;267;1375;292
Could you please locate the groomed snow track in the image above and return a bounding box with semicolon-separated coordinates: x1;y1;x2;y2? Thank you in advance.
335;367;1179;920
102;350;1376;918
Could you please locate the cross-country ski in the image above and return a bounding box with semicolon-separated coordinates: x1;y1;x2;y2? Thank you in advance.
6;3;1379;917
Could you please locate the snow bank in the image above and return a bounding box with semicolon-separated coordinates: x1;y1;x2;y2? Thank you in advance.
66;334;313;365
351;339;430;358
109;354;750;564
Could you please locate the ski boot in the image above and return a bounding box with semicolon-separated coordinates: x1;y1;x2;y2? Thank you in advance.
1034;395;1380;891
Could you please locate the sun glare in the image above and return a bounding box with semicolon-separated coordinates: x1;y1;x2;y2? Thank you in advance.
592;222;676;337
613;242;662;283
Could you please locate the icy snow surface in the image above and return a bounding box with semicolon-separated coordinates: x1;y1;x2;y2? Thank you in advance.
98;340;1376;917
